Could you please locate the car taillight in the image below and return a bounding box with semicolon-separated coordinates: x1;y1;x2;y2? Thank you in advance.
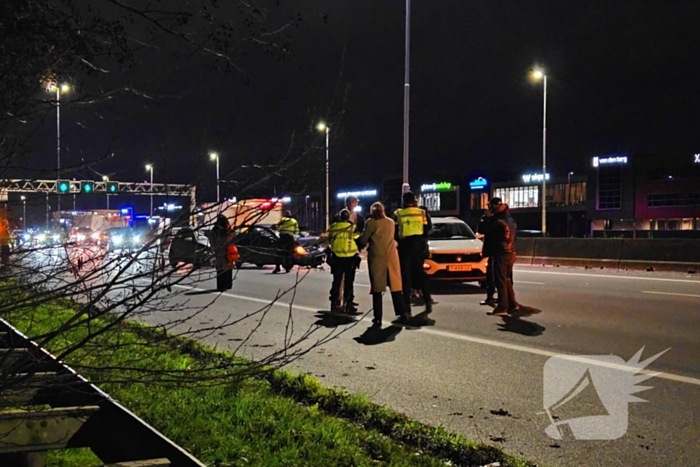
423;262;431;270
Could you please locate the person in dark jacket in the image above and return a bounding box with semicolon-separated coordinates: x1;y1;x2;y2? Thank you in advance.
486;197;519;316
477;209;497;307
212;214;233;291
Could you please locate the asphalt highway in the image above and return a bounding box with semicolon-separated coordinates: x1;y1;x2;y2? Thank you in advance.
20;247;700;466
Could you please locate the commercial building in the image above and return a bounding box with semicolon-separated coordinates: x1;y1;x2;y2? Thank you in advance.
489;171;588;237
588;153;700;237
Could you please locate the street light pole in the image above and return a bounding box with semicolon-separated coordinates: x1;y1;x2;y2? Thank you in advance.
402;0;411;194
567;171;573;237
21;196;26;231
103;176;110;210
48;83;69;216
210;152;220;203
146;164;154;217
532;69;548;234
317;123;330;231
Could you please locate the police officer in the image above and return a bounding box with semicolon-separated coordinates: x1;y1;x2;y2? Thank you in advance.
394;192;433;314
273;210;299;274
327;209;360;313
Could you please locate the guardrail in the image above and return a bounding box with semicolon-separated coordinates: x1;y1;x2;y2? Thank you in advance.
0;318;206;467
515;238;700;273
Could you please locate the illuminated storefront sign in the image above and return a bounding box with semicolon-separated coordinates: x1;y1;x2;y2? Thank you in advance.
694;153;700;163
469;177;488;190
336;189;377;199
521;173;550;183
593;155;629;167
420;182;453;192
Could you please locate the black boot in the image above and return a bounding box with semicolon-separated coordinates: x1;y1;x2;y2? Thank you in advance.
372;292;383;326
391;291;412;323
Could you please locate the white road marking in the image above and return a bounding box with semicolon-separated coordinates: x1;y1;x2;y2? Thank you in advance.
174;284;700;387
517;269;700;284
642;291;700;299
515;280;546;285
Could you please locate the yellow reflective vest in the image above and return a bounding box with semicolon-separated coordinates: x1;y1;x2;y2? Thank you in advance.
394;206;427;239
277;217;299;234
328;221;359;257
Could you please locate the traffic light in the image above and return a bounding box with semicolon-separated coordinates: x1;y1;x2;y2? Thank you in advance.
80;180;95;193
106;181;119;193
56;179;71;194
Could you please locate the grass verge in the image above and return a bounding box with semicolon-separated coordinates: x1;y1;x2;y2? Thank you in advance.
6;300;535;467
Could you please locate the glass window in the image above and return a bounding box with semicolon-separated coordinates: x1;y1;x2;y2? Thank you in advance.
597;166;622;210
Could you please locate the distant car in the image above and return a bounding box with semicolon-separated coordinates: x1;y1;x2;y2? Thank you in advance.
34;230;65;246
423;217;488;283
232;226;324;269
69;227;100;245
168;228;213;268
104;227;140;251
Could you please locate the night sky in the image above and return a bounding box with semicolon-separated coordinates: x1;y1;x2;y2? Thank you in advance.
24;0;700;214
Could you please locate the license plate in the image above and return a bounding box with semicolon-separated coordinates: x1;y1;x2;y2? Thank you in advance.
448;264;472;272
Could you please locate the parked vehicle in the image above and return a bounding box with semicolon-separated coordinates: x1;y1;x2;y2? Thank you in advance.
423;217;488;283
104;227;140;252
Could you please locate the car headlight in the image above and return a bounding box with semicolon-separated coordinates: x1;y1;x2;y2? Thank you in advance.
113;235;123;245
91;232;100;240
23;234;31;241
132;235;140;244
37;234;46;242
52;234;60;242
77;234;86;241
294;245;306;256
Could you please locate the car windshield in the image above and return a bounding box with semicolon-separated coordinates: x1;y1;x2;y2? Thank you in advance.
428;222;476;240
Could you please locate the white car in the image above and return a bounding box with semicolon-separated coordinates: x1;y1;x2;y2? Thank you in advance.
423;217;488;283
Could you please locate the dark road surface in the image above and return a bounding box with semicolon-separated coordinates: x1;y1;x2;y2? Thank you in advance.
25;248;700;466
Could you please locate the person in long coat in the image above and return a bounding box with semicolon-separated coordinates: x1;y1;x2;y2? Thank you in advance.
212;214;233;291
358;202;411;327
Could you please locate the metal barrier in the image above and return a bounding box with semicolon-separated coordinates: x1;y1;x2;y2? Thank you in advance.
0;318;206;467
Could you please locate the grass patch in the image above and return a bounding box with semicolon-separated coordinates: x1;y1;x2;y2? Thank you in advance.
6;299;535;467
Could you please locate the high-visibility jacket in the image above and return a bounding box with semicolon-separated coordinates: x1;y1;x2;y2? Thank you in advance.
394;207;427;239
328;221;359;257
277;217;300;235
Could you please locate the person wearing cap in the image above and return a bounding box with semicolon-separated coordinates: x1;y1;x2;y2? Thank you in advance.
394;191;433;314
486;197;520;316
273;210;299;274
327;208;360;313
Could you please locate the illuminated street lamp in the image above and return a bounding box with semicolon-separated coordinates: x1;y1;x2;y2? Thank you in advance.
209;152;220;203
46;81;70;213
532;68;548;234
21;196;26;231
317;122;330;230
103;175;110;210
145;164;154;216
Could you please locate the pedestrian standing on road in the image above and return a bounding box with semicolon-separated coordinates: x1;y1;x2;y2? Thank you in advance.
327;209;360;313
358;202;411;328
273;210;299;274
212;214;233;291
394;192;433;314
331;195;365;305
477;208;497;307
486;198;519;316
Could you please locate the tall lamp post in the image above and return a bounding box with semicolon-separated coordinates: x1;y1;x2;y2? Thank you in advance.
21;196;26;231
46;82;70;215
145;164;154;217
532;69;548;234
402;0;411;194
209;152;220;203
317;123;330;231
103;176;110;210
